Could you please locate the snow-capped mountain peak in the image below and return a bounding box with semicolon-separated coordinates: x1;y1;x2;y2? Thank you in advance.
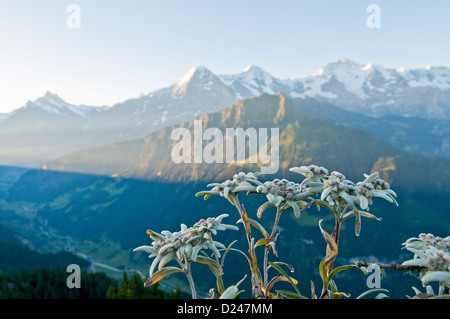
29;91;66;110
26;92;66;114
18;91;100;118
217;64;281;99
177;66;197;85
176;66;212;85
172;65;219;98
397;65;450;90
240;64;276;85
41;91;65;103
242;64;271;77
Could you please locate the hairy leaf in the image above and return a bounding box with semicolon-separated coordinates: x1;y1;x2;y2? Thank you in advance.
144;267;184;287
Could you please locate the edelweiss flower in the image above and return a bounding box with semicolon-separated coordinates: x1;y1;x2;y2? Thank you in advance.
289;165;328;182
354;173;398;210
402;233;450;286
196;172;262;206
320;171;356;208
255;178;320;218
134;214;238;278
321;171;397;211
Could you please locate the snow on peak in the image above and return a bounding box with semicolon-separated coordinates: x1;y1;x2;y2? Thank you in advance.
396;65;450;90
38;91;65;105
176;66;214;84
243;64;254;73
215;65;279;98
396;67;409;73
323;59;363;72
24;91;97;118
242;64;269;75
242;64;272;78
172;67;197;98
28;92;66;115
43;91;59;98
172;66;216;98
312;67;325;77
176;67;197;86
336;58;359;66
239;65;276;93
309;59;373;99
337;58;349;64
362;62;373;71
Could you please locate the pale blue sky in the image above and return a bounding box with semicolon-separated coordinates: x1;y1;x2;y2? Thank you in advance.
1;1;449;112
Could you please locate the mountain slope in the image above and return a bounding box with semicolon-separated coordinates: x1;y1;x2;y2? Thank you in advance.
295;96;450;159
36;93;450;196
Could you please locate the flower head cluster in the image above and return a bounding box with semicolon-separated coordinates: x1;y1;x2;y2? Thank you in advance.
325;172;355;193
372;178;390;190
289;165;328;181
211;172;261;193
418;233;450;250
354;173;397;210
426;250;450;270
320;171;355;207
321;171;397;210
255;177;322;219
355;178;390;198
257;176;323;201
402;233;450;286
196;172;262;205
134;214;238;278
257;179;305;204
355;182;374;196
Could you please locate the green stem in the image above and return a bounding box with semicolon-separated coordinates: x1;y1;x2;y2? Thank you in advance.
321;205;343;299
234;195;264;298
234;196;253;248
327;209;342;275
263;206;282;288
185;261;197;299
270;206;282;238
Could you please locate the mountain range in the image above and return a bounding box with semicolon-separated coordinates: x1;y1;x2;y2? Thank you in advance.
37;93;450;193
1;59;450;167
